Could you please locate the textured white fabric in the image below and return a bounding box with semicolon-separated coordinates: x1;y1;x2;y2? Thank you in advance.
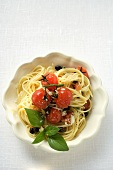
0;0;113;170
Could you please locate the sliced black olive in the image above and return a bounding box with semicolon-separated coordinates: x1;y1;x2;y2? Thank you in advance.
55;65;62;71
59;127;66;132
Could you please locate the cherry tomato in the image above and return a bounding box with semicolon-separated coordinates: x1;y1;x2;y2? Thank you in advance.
47;108;62;124
32;88;51;109
77;66;89;78
55;87;73;108
41;72;58;91
84;100;90;110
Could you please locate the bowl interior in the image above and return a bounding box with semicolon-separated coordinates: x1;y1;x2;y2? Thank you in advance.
3;52;108;152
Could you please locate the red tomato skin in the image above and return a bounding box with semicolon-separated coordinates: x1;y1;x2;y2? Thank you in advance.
41;72;58;91
84;100;90;110
47;108;62;124
32;88;51;109
77;66;89;78
55;88;73;108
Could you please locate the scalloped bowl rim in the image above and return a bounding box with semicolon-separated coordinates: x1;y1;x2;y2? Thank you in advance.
2;52;108;153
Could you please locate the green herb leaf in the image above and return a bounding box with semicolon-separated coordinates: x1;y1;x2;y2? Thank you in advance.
45;126;60;136
25;108;44;127
32;131;45;144
47;134;69;151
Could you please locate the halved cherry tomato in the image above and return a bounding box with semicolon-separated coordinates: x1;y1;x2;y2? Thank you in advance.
74;83;81;91
32;88;51;109
77;66;89;78
62;111;72;124
47;108;62;124
55;87;73;108
84;100;90;110
41;72;58;91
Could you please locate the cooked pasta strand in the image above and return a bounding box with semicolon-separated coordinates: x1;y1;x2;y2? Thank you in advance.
17;65;92;141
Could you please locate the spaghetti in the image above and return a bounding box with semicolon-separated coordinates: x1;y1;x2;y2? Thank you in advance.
17;65;93;141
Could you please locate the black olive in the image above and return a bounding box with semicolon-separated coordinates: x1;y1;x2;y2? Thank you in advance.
73;81;78;84
29;127;39;134
52;92;58;98
44;95;48;101
34;127;39;132
55;65;62;71
59;127;66;132
63;106;70;111
29;128;35;134
84;112;88;117
45;107;51;114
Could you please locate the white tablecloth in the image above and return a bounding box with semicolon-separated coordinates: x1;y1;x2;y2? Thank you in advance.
0;0;113;170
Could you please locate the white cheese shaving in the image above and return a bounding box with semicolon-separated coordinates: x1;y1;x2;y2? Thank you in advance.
46;89;53;95
52;107;62;111
71;115;75;125
62;111;67;116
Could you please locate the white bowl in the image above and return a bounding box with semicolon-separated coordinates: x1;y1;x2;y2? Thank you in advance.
2;52;108;152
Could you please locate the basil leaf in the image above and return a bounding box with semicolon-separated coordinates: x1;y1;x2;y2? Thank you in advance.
45;126;60;136
47;134;69;151
25;108;44;127
32;131;45;144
